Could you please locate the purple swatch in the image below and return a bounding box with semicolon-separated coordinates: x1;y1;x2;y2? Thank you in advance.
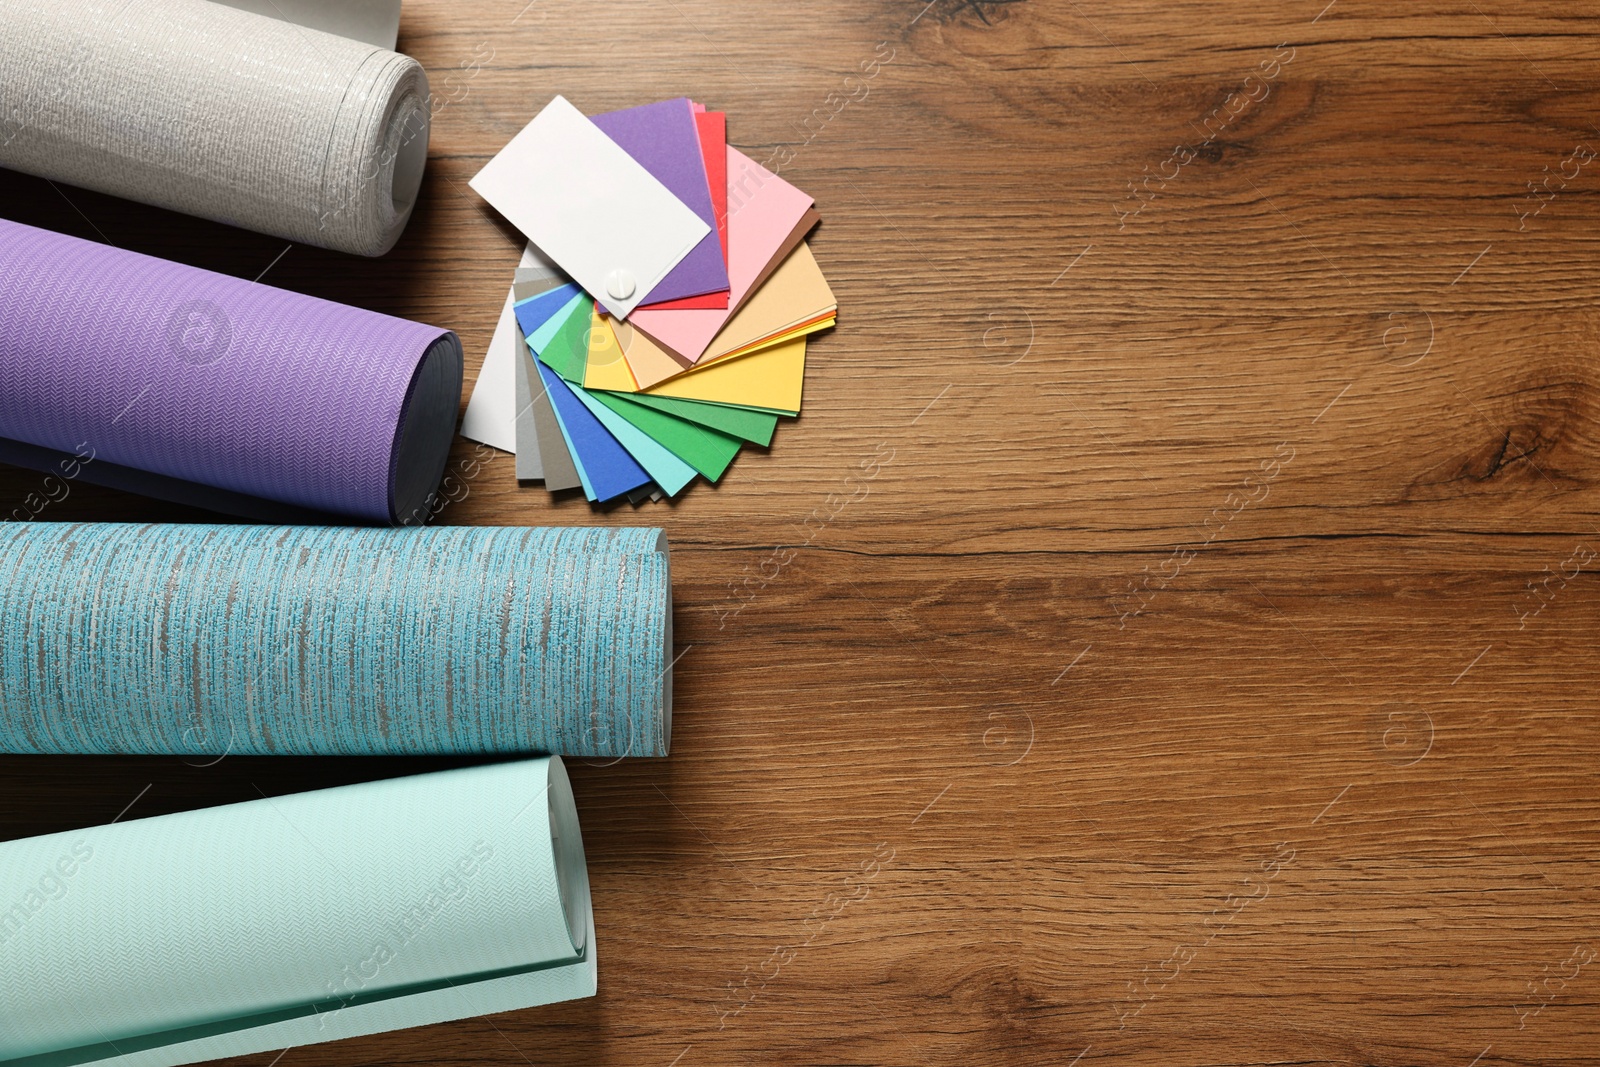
591;97;729;308
0;219;461;524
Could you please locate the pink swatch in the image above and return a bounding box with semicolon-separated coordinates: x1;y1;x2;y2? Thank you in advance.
629;147;814;363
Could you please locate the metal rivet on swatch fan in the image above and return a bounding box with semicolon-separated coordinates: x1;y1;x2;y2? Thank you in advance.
605;269;636;301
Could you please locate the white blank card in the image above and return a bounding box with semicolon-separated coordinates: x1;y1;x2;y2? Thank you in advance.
469;96;709;320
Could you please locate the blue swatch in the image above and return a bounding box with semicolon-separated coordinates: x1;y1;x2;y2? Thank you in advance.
526;292;586;360
536;362;651;503
513;283;581;337
570;384;696;496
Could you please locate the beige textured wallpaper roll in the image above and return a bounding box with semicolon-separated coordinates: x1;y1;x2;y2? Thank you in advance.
0;0;431;256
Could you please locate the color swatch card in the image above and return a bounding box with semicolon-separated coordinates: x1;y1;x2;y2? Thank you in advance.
469;96;710;320
641;108;731;311
462;243;557;458
591;98;728;308
628;148;818;362
463;98;836;506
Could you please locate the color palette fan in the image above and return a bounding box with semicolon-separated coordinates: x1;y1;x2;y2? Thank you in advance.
463;95;836;505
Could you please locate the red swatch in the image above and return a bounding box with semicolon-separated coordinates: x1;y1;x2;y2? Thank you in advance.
638;107;730;311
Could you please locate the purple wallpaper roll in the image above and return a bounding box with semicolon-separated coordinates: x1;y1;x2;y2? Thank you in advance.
0;219;461;523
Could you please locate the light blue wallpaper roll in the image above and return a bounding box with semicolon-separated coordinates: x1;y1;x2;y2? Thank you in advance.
0;523;671;757
0;757;595;1067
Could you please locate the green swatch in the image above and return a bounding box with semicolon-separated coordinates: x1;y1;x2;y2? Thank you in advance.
601;392;778;446
591;392;743;481
534;295;594;383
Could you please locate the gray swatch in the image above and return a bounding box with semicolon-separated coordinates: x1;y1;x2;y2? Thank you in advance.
512;323;543;481
509;271;570;483
513;267;566;303
528;354;581;491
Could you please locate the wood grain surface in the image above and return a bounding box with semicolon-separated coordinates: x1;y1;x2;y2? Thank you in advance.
3;1;1600;1064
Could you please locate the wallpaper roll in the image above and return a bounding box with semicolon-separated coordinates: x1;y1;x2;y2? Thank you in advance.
0;219;462;525
0;0;430;256
0;758;596;1067
0;523;673;758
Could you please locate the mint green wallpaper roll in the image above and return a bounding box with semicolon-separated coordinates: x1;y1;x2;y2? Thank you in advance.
0;758;595;1067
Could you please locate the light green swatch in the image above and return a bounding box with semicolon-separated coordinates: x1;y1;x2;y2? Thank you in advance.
533;294;594;383
592;391;743;481
609;391;779;446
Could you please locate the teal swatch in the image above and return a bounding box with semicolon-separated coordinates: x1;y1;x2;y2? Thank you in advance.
591;392;742;481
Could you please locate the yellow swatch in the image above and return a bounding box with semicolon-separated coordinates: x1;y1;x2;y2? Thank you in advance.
639;338;806;414
605;314;833;394
583;309;640;391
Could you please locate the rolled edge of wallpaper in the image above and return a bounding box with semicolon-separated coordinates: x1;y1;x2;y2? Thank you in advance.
390;331;466;526
0;523;673;758
0;219;462;524
0;0;431;256
0;758;596;1067
210;0;405;51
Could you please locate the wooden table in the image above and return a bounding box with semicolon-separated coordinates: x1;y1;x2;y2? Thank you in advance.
2;1;1598;1063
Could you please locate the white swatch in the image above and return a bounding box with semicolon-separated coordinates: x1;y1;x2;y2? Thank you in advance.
469;96;710;320
460;246;546;454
